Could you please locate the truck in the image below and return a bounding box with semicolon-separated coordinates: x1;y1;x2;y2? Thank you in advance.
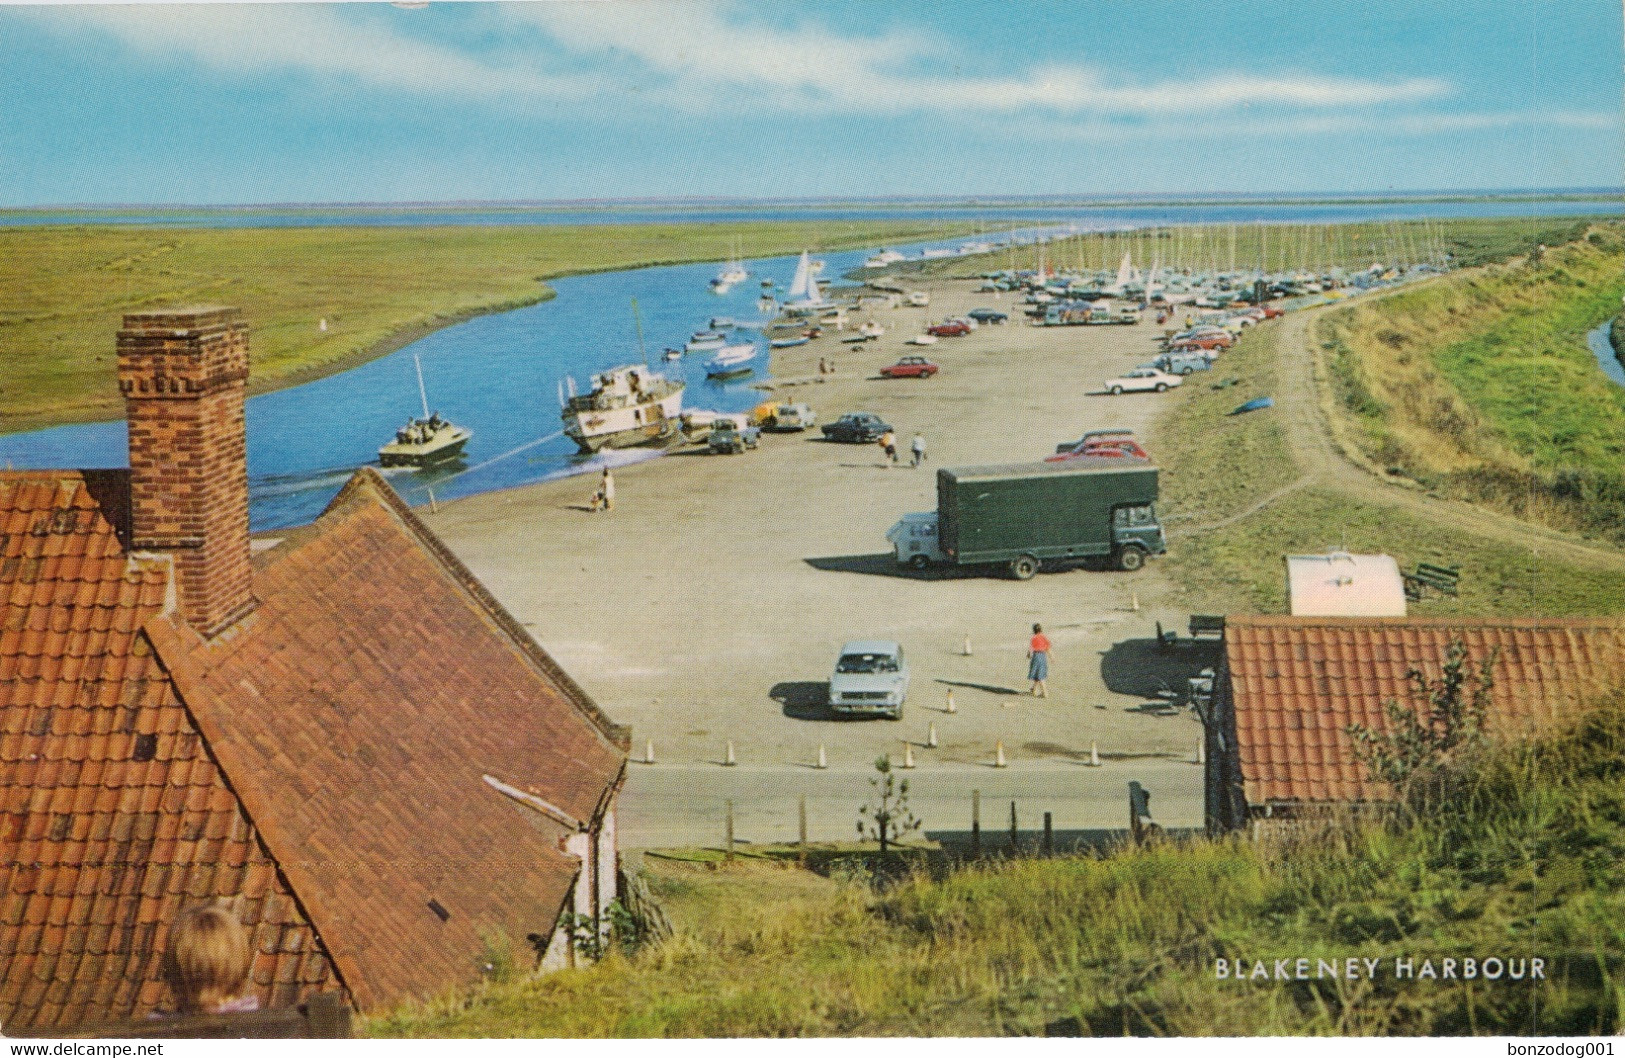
885;460;1166;578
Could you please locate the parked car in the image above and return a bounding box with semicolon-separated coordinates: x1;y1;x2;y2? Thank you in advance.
1258;305;1285;319
1146;351;1214;375
1053;428;1141;455
708;417;760;454
880;355;940;379
828;640;909;719
822;412;892;443
766;402;817;432
1168;332;1232;351
905;291;930;307
967;308;1008;324
926;321;970;338
1047;435;1152;462
1104;368;1183;394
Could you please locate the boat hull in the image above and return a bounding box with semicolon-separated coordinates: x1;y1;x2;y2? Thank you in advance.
378;431;470;467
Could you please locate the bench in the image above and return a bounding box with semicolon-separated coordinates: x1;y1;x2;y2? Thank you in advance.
1403;562;1461;600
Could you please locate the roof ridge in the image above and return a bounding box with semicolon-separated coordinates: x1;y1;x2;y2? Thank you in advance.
1226;614;1625;628
316;468;632;753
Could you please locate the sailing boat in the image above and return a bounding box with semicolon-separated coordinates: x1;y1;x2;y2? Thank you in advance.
782;250;825;315
377;353;471;468
1106;251;1135;295
710;238;749;294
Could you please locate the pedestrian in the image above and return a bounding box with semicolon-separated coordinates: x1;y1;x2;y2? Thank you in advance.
818;356;827;376
1027;623;1051;698
880;429;898;466
601;467;615;512
164;903;259;1015
910;432;926;468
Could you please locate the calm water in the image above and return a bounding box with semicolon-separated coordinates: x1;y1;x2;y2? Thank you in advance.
4;199;1621;529
3;199;1620;229
1588;320;1625;387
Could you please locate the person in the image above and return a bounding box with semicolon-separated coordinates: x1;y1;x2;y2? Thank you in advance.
1027;623;1051;698
164;903;259;1015
910;432;926;468
880;429;898;466
600;467;615;512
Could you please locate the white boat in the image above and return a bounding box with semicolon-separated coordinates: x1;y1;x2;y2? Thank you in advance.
561;364;686;453
704;343;758;378
686;333;727;353
782;250;826;314
862;249;906;269
858;320;884;339
709;240;749;294
377;353;471;468
906;333;939;346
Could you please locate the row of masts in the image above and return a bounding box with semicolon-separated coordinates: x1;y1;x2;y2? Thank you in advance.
1004;220;1455;277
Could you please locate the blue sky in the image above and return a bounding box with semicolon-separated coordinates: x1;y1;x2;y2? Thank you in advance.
0;0;1620;204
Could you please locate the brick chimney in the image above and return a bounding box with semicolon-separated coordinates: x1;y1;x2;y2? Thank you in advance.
117;306;255;637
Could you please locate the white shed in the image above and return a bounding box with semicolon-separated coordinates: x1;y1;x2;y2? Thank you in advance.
1285;551;1408;617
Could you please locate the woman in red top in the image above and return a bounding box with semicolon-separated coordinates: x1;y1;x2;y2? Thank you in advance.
1027;623;1051;698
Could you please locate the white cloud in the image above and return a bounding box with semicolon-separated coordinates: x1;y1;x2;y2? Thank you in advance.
512;0;1448;117
23;4;602;103
1010;109;1619;143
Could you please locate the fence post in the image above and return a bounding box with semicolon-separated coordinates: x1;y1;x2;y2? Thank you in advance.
725;799;735;861
1009;801;1019;854
798;795;808;851
1043;811;1053;857
971;789;981;858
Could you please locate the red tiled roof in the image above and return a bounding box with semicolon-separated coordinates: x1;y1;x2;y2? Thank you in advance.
0;472;334;1033
1223;616;1625;806
149;469;627;1011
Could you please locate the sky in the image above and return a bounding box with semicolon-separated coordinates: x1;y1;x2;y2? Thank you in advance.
0;0;1620;204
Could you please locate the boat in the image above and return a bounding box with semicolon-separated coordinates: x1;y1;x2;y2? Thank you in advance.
703;343;758;379
1229;396;1275;416
686;333;728;353
858;320;884;339
377;353;471;468
709;240;749;294
862;249;906;269
561;364;686;453
782;250;826;314
709;317;736;330
769;335;810;349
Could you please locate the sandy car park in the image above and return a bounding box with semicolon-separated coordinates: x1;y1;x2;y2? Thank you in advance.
432;278;1215;847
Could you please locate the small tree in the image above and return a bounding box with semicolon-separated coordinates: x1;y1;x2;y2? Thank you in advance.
1348;639;1496;806
857;755;921;855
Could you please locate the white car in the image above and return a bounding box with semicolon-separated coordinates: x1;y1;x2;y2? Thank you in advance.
1104;368;1184;395
828;640;910;720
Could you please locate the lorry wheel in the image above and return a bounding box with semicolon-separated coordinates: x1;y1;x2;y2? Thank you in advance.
909;554;931;570
1010;555;1040;580
1117;546;1147;572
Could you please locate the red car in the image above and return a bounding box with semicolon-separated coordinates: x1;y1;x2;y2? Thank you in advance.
1171;332;1233;351
1046;437;1151;462
1258;306;1285;319
926;321;971;337
880;355;940;379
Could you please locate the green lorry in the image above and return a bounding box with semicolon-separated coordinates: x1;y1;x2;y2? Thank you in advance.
886;460;1166;579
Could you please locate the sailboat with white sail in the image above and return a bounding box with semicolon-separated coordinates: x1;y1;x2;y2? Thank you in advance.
782;250;826;315
710;238;749;294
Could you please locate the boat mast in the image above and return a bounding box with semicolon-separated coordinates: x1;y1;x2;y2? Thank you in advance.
631;297;648;362
413;352;431;420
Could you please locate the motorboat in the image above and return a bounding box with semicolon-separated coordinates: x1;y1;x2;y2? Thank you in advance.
703;343;758;379
560;364;685;453
377;352;470;468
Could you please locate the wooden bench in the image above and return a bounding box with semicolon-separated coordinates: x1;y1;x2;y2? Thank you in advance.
1403;562;1462;600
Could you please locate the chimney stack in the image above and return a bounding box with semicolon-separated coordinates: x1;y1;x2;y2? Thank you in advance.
118;306;255;637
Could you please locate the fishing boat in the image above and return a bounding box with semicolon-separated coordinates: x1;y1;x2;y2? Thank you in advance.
769;335;810;349
561;364;686;453
703;343;758;379
686;332;728;353
377;353;471;468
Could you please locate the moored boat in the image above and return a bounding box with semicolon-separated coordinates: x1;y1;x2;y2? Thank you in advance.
561;364;686;453
704;343;758;379
377;352;471;468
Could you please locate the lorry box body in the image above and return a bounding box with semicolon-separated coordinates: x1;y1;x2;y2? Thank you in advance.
935;460;1164;571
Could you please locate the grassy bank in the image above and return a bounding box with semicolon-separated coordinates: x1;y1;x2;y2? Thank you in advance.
1315;224;1625;542
1150;269;1625;616
895;215;1611;281
0;219;990;433
371;700;1625;1037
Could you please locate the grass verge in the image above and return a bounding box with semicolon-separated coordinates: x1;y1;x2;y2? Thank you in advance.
369;700;1625;1037
0;219;992;433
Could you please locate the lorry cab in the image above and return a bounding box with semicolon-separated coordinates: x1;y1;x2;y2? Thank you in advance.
887;511;947;569
1111;503;1167;571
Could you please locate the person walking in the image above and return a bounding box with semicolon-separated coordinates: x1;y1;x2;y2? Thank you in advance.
910;432;926;468
1027;623;1051;698
880;429;898;466
601;467;615;512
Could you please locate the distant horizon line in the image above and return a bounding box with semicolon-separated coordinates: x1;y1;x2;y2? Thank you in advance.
4;187;1623;212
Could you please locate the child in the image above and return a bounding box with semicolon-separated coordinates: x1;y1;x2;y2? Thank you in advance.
165;903;259;1015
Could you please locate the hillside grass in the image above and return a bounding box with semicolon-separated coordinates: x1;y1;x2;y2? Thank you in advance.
0;219;989;432
1316;224;1625;541
371;701;1625;1037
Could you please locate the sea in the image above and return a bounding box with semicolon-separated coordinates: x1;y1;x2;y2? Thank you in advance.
2;198;1619;530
